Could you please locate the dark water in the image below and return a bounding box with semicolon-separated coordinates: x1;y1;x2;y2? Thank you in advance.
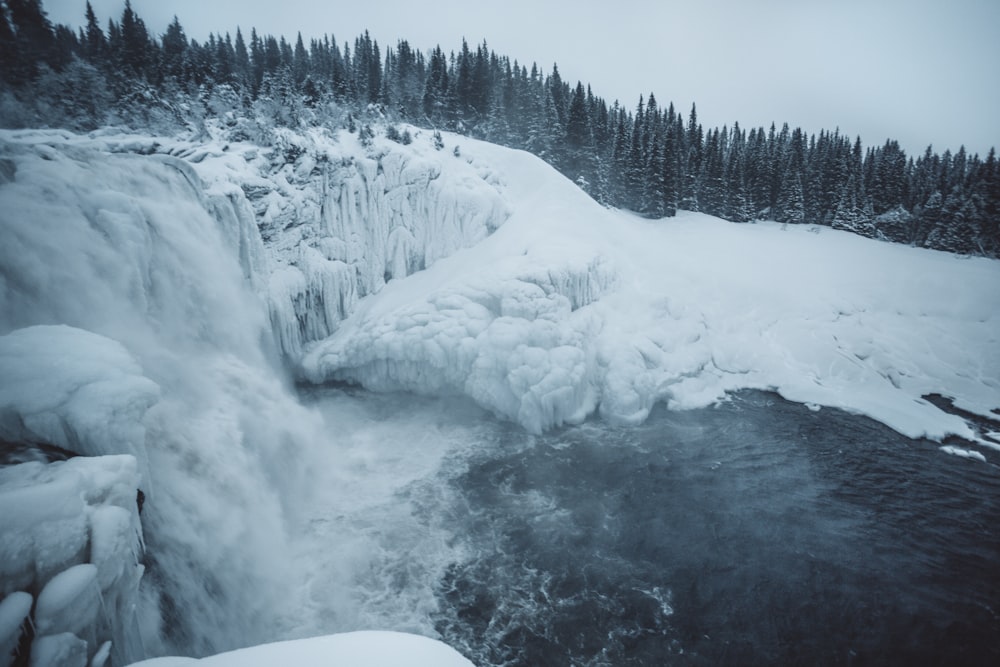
428;392;1000;666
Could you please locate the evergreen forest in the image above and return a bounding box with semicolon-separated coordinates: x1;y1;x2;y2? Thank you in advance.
1;0;997;255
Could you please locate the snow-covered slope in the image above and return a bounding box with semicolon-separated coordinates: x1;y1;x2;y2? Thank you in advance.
301;135;1000;440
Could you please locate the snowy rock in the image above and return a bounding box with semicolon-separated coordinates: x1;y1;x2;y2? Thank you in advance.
0;455;140;596
240;129;511;358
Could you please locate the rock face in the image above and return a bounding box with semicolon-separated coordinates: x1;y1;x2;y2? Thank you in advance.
0;455;144;667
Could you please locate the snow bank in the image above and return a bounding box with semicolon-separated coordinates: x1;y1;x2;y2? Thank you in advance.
303;136;1000;440
127;631;473;667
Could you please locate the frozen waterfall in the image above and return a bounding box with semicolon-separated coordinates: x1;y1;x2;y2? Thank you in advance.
1;122;998;666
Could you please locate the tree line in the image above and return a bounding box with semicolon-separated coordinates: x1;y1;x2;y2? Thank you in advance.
1;0;997;256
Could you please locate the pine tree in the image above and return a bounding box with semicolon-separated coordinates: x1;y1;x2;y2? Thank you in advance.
422;46;448;124
292;32;308;85
563;81;593;187
831;172;874;236
233;28;249;87
83;1;104;61
0;3;17;83
775;173;805;224
160;16;186;82
119;0;149;76
679;103;702;211
624;96;646;211
6;0;56;83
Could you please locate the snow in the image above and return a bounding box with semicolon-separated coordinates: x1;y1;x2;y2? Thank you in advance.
939;445;988;463
0;455;141;596
301;136;1000;438
127;631;473;667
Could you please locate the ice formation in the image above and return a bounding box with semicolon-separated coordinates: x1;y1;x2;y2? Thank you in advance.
0;455;144;666
301;135;1000;439
0;325;159;460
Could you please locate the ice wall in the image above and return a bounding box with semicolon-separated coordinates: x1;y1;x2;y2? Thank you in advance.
234;129;510;358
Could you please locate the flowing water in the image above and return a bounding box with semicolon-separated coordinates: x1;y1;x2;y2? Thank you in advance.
301;388;1000;666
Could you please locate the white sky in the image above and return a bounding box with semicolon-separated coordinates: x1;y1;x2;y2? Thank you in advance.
46;0;999;157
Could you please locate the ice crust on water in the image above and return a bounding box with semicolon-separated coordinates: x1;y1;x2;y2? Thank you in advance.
939;445;988;462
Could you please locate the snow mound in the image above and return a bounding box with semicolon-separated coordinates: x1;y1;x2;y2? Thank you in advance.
127;631;473;667
303;136;1000;438
0;325;159;459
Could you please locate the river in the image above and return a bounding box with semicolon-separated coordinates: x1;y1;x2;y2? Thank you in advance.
301;388;1000;666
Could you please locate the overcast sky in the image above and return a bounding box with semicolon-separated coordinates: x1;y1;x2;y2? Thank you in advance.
46;0;999;157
